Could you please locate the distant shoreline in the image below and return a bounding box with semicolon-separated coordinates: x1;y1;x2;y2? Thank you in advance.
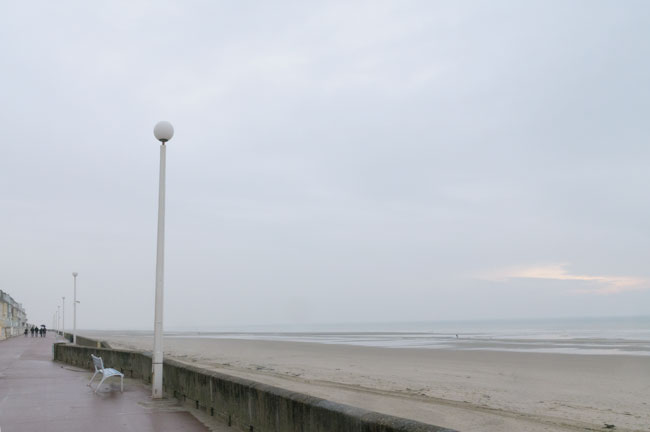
82;315;650;356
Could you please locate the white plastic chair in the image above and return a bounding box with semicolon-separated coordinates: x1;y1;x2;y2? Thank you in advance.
89;354;124;393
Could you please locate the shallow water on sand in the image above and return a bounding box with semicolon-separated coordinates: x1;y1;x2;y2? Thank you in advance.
167;316;650;355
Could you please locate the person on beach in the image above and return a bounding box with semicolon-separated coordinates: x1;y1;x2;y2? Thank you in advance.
30;327;34;337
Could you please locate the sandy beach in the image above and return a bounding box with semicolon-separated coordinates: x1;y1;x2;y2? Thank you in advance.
81;333;649;432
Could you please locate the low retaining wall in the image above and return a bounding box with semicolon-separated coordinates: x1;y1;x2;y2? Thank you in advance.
59;332;111;348
53;343;456;432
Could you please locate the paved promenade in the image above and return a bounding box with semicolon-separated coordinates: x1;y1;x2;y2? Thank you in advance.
0;334;215;432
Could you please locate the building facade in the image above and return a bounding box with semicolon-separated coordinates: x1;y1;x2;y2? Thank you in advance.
0;290;27;340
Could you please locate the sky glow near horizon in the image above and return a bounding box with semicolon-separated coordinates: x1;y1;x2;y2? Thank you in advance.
1;1;650;329
481;264;648;295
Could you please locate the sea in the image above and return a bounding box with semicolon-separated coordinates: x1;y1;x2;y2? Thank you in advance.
168;316;650;356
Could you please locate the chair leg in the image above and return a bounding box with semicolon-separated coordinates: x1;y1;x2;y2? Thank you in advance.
88;371;99;387
95;375;107;394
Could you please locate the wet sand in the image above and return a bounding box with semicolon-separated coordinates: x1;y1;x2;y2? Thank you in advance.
83;332;650;432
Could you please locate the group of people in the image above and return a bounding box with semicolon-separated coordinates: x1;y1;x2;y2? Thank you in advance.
25;326;47;337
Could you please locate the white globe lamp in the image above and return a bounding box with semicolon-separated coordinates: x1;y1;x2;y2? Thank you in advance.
154;121;174;143
151;120;174;398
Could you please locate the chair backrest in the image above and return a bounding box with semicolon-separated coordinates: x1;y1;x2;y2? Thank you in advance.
91;354;104;371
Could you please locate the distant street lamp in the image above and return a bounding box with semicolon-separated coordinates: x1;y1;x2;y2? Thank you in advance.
152;120;174;399
62;296;66;339
72;272;78;344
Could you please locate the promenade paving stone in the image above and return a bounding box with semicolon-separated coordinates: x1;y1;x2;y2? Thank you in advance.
0;334;219;432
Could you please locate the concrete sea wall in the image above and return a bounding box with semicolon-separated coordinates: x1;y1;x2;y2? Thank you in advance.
58;331;112;348
53;342;456;432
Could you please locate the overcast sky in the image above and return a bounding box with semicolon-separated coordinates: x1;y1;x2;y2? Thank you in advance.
2;1;649;330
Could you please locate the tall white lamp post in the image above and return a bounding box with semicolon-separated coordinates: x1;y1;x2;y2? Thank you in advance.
72;272;78;344
62;296;66;339
152;120;174;399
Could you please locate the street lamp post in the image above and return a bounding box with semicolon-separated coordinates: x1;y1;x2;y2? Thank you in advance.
72;272;78;344
62;296;66;340
152;120;174;399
